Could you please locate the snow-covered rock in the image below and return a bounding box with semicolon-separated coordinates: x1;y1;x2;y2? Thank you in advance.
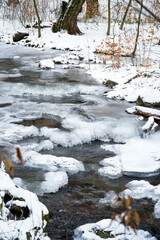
98;156;122;179
41;171;68;193
73;219;157;240
0;169;49;240
39;59;55;69
23;151;85;174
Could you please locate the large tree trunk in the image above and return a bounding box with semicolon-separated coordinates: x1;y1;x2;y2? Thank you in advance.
86;0;100;19
52;0;85;35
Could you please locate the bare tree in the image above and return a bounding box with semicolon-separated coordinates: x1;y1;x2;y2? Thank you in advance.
134;0;160;22
120;0;132;30
107;0;111;35
131;0;143;57
33;0;41;38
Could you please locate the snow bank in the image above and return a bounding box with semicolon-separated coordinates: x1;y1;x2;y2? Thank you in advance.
73;219;156;240
105;69;160;105
0;169;49;240
100;133;160;178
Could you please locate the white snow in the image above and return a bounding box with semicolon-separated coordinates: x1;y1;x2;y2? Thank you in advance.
98;156;122;179
39;59;55;69
0;169;49;240
142;116;154;132
100;133;160;178
13;177;24;187
41;171;68;193
23;151;85;174
74;219;157;240
154;200;160;219
126;106;160;117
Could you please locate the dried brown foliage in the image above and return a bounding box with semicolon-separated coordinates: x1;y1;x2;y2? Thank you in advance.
112;195;140;230
16;147;24;164
0;148;24;176
6;156;14;176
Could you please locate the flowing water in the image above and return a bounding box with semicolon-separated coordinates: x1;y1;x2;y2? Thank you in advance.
0;42;160;239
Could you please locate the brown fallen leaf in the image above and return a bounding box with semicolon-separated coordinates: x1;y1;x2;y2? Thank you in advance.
6;156;14;176
16;148;24;164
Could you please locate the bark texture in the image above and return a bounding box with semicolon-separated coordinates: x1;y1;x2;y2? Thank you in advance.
86;0;100;19
52;0;85;35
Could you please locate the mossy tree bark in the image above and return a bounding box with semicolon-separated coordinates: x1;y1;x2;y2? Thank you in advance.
86;0;100;19
52;0;85;35
52;1;68;33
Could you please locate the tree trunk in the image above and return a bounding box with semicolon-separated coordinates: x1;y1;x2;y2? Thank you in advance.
120;0;132;30
86;0;100;19
33;0;41;38
53;0;85;35
52;1;68;33
107;0;111;35
131;0;143;57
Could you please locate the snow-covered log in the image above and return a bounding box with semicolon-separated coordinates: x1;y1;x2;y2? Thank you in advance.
126;106;160;120
142;116;154;133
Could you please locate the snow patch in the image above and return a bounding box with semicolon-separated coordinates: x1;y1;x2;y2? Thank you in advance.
100;134;160;178
23;151;85;174
39;59;55;69
74;219;156;240
41;171;68;193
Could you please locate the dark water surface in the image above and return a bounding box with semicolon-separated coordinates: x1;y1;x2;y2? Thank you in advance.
0;43;160;239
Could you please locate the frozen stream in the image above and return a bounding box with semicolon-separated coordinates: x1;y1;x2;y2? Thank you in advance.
0;43;160;239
